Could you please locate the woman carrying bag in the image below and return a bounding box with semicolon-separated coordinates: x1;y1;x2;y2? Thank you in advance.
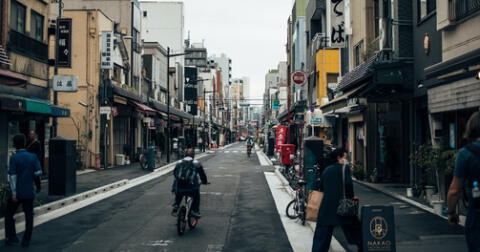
312;148;362;252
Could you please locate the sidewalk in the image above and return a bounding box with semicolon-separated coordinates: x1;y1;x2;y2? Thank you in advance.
353;181;467;252
34;162;151;207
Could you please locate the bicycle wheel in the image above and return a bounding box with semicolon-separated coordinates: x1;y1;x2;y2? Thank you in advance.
177;206;187;236
286;199;299;219
188;215;198;229
139;154;148;170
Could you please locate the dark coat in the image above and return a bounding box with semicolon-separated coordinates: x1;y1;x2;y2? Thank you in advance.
172;157;208;193
316;163;356;226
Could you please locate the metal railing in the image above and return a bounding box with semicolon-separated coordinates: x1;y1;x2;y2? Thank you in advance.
7;29;48;62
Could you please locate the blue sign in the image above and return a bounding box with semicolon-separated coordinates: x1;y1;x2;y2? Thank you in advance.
310;118;323;124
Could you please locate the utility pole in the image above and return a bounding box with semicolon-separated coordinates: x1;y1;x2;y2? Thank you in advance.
166;47;171;163
52;0;63;137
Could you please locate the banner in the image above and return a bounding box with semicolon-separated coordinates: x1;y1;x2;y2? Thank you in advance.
275;126;288;152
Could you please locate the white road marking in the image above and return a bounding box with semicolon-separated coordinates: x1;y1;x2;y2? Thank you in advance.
264;170;346;252
145;240;173;247
225;151;230;153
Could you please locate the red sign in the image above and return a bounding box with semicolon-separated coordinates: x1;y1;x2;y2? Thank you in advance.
275;126;288;152
292;71;307;85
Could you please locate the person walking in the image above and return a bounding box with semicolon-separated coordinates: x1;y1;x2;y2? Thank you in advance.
5;134;42;247
447;111;480;251
26;130;43;189
312;148;362;252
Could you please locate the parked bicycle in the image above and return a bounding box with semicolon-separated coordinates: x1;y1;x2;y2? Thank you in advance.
286;178;307;225
138;147;162;170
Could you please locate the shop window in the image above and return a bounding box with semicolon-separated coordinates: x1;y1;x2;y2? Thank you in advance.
418;0;436;21
10;0;26;34
31;10;44;41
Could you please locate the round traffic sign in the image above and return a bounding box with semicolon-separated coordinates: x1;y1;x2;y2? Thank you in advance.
292;71;307;85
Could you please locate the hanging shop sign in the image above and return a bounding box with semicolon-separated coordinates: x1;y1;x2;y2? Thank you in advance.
275;126;288;152
56;18;72;67
101;31;114;70
327;0;346;48
53;75;78;92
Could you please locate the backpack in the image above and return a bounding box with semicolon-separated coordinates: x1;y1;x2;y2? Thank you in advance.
174;160;198;188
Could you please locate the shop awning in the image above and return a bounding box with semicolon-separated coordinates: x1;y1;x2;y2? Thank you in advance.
130;101;156;116
51;105;70;117
149;100;194;121
25;98;51;115
0;68;27;87
336;55;376;92
0;94;70;117
320;84;367;114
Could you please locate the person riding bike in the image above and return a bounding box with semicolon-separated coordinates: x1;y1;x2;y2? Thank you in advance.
246;136;254;148
172;148;208;218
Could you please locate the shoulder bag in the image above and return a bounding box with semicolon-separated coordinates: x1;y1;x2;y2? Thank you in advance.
337;164;359;217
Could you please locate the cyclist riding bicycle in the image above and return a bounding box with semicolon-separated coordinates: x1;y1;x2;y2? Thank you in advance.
172;148;208;218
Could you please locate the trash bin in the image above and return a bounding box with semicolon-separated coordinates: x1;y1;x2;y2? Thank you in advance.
361;205;396;252
49;136;77;196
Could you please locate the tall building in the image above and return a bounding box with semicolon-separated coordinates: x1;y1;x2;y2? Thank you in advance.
63;0;144;95
185;42;208;71
141;1;185;104
0;0;70;181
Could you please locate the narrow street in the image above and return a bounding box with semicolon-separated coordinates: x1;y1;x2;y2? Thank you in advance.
2;143;292;252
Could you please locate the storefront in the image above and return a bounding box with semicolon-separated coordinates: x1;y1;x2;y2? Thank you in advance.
0;95;70;180
321;56;413;183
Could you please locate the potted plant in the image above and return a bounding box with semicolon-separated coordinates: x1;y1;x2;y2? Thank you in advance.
411;144;441;203
352;162;365;181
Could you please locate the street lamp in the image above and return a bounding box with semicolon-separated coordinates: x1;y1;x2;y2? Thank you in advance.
166;47;191;163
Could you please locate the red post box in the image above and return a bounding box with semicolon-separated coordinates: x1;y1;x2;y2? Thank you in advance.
279;144;296;165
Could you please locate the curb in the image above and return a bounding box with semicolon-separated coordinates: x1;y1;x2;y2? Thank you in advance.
354;179;466;227
0;153;210;237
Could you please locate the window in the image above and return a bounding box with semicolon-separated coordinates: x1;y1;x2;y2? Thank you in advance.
418;0;436;20
132;29;141;53
30;10;44;41
143;11;147;17
373;0;380;38
354;40;363;67
455;0;480;20
10;0;26;33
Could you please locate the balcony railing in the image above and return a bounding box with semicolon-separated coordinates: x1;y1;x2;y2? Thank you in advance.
7;30;48;62
455;0;480;20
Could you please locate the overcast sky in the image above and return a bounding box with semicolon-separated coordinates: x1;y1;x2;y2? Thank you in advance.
148;0;292;102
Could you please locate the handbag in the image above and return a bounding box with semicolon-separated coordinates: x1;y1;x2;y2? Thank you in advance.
337;164;359;217
306;190;324;221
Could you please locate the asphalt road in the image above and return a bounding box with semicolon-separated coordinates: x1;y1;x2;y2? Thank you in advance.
3;143;293;252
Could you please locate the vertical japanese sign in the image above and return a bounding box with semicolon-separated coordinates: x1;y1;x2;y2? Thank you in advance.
275;126;288;152
101;31;114;70
184;66;198;116
327;0;346;48
56;18;72;67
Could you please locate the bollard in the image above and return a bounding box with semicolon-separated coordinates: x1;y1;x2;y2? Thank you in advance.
361;205;396;252
147;146;155;171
